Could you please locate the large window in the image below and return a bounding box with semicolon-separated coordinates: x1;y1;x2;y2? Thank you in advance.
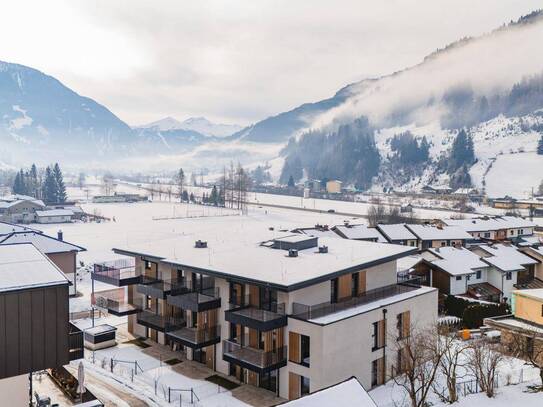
300;334;310;367
301;376;310;396
371;357;385;387
260;370;278;392
372;320;385;351
396;311;410;340
330;278;338;303
351;272;359;298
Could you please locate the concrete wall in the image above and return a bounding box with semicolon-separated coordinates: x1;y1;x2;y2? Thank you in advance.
281;288;438;396
0;374;28;407
366;262;396;291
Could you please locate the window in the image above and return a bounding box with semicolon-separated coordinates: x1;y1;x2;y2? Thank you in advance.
351;272;359;298
476;270;482;279
300;335;310;367
456;276;462;281
506;272;512;280
541;304;543;317
409;241;415;247
372;320;386;351
330;278;338;303
145;260;152;269
519;229;523;235
441;241;447;247
371;357;385;387
301;376;310;396
466;274;471;281
484;232;490;238
510;230;514;236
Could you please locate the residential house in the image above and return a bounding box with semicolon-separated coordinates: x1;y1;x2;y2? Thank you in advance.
416;244;540;302
405;224;472;250
0;230;86;296
520;246;543;284
332;223;387;243
325;180;342;194
0;243;83;405
93;220;437;398
0;195;46;223
442;216;536;242
484;289;543;366
376;224;418;247
35;209;74;224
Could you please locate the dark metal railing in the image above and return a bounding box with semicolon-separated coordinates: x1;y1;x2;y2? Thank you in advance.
94;295;142;314
167;325;221;345
292;282;420;321
222;340;287;369
229;294;285;315
164;277;215;295
136;310;185;331
93;258;137;280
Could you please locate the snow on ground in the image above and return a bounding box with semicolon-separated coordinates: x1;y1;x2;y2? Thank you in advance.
483;152;543;199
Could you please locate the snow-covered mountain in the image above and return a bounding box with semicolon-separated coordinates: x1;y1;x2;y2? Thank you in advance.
138;116;242;137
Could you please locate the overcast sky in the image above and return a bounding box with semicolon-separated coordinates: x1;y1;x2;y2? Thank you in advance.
0;1;540;126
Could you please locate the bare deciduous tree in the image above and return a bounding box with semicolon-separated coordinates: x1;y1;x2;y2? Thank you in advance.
466;338;503;398
504;329;543;390
391;325;445;407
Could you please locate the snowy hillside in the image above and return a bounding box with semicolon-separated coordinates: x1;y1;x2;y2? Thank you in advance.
372;113;543;197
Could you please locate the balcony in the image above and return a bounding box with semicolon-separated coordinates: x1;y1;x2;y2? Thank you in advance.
94;293;141;316
68;323;84;361
137;277;175;299
222;340;287;373
167;325;221;349
291;282;420;322
92;258;140;287
136;310;185;332
168;284;221;312
225;296;287;331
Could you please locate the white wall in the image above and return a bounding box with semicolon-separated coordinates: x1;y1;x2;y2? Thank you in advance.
449;274;468;295
0;374;28;407
366;262;397;290
281;288;438;396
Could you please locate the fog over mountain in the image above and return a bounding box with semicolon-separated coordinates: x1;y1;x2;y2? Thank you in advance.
138;116;242;137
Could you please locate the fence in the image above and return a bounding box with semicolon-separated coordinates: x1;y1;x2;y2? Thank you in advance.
85;353;224;406
456;368;538;397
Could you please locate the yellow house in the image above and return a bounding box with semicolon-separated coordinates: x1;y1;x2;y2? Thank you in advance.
511;289;543;325
326;180;342;194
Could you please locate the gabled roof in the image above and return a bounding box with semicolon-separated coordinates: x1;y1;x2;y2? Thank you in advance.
0;243;70;293
443;216;536;233
427;247;488;276
406;224;472;241
278;377;377;406
478;244;538;272
0;231;86;254
333;224;386;242
376;223;418;241
0;221;41;236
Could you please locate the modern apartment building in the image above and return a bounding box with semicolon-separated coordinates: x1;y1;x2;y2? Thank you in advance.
94;220;437;399
0;243;83;405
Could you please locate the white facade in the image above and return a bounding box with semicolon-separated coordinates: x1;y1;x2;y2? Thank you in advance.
0;374;28;407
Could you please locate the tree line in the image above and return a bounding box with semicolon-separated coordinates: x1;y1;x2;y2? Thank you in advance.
12;163;67;203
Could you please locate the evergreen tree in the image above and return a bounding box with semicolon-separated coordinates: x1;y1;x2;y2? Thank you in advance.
42;166;58;203
182;190;189;202
189;192;195;202
287;175;295;187
29;164;38;197
12;171;24;195
448;129;475;174
537;133;543;155
53;163;67;202
210;185;219;206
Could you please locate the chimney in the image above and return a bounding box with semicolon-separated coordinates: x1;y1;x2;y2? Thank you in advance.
57;230;63;241
288;248;298;257
195;240;208;248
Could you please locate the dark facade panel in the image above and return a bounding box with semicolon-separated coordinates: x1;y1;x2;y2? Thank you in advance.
0;285;69;380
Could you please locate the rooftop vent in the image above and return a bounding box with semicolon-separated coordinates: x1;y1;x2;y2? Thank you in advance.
318;245;328;254
269;227;274;231
344;220;350;227
195;240;208;248
288;249;298;257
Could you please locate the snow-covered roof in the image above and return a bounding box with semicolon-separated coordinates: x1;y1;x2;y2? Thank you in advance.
279;377;376;406
35;209;74;217
513;289;543;302
296;227;339;239
113;221;416;291
334;224;386;242
0;243;70;292
0;231;86;254
0;221;40;236
428;247;488;276
396;255;422;273
406;224;472;241
376;223;417;241
443;216;536;233
478;244;538;272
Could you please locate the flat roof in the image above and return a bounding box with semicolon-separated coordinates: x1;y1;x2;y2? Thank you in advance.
279;377;376;406
0;243;70;293
513;289;543;302
334;224;386;242
113;219;416;291
0;231;86;254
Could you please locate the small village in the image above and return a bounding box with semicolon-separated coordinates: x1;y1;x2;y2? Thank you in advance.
0;175;542;407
